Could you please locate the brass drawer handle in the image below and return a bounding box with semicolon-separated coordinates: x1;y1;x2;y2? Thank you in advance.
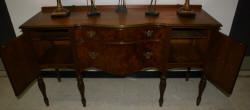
88;52;98;59
144;52;152;59
145;30;153;37
87;31;96;38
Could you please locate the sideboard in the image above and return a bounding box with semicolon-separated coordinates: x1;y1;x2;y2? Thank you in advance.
0;5;246;107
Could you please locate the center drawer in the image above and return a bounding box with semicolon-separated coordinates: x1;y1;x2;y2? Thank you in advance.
75;27;167;42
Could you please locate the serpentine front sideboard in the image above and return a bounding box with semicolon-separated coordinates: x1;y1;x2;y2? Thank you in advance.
0;5;246;107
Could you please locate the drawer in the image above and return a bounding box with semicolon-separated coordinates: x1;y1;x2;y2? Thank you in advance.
76;39;168;74
75;27;167;42
170;28;209;39
120;27;166;41
76;42;143;74
138;41;168;71
27;29;71;41
75;28;119;42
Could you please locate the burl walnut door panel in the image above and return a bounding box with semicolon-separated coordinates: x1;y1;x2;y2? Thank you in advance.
1;36;40;96
204;32;246;94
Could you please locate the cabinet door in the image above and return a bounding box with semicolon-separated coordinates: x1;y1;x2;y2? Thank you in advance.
1;36;40;96
204;31;246;94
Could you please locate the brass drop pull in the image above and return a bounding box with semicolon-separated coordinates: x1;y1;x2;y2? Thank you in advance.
144;52;153;59
145;30;153;37
87;31;96;38
88;52;98;59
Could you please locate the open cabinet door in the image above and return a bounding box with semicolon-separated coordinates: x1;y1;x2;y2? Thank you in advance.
1;36;40;96
204;31;246;95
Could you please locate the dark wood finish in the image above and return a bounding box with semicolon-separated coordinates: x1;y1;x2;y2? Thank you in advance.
1;36;40;96
186;67;191;81
1;5;246;107
76;73;86;107
159;72;167;107
73;27;169;75
168;43;203;68
196;73;206;105
38;45;73;69
20;5;221;29
38;75;49;106
204;31;246;94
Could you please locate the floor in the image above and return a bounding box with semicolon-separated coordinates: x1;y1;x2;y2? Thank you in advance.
0;58;250;110
0;70;250;110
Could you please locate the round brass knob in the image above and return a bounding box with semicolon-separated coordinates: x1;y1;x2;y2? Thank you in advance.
87;31;96;38
144;52;153;59
88;52;98;59
145;30;153;38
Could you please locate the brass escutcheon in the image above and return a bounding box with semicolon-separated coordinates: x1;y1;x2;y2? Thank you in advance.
144;52;153;59
87;31;96;38
88;52;98;59
145;30;154;37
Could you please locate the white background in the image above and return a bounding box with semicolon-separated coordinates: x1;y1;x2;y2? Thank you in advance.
5;0;238;36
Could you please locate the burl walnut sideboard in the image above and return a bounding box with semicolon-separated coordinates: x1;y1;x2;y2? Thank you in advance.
0;5;246;107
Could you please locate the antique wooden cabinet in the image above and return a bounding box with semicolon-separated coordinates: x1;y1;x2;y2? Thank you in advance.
0;5;246;107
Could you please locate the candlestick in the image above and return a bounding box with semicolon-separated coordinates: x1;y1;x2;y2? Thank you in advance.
145;0;159;16
87;0;101;16
51;0;70;17
177;0;196;17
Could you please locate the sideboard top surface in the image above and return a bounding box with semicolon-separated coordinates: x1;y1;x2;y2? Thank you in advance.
20;5;222;29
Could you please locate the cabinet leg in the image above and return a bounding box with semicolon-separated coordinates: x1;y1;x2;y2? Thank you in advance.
38;76;49;106
196;73;207;106
186;67;191;81
159;72;167;107
55;68;61;82
77;73;86;107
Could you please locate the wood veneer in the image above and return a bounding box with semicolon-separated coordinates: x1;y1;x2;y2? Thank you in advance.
0;5;246;108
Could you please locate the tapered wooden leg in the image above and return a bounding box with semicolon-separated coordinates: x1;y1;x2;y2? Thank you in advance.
38;76;49;106
159;72;167;107
77;73;86;107
55;68;61;82
186;67;191;81
196;73;207;106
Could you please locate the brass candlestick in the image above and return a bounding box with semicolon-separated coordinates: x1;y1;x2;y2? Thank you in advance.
51;0;70;17
177;0;196;17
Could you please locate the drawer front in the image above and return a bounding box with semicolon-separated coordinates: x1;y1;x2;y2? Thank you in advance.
139;41;168;71
76;40;168;74
75;27;167;42
26;29;71;41
76;42;105;69
76;42;143;74
120;27;166;41
76;28;119;42
170;28;209;39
